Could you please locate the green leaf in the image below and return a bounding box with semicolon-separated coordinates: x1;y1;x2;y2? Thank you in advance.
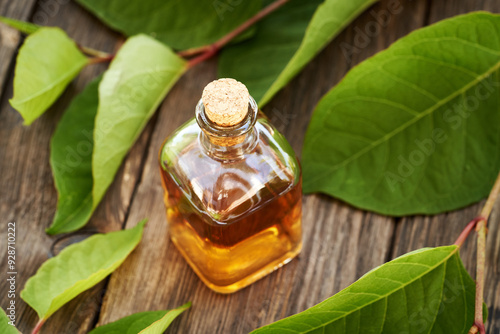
138;302;191;334
218;0;377;106
88;302;190;334
252;245;476;333
76;0;261;50
46;77;100;235
10;27;87;125
92;34;187;208
302;12;500;215
21;220;146;321
46;35;186;235
89;311;166;334
0;16;40;34
0;308;20;334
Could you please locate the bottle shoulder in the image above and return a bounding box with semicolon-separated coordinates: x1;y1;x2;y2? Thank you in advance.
159;117;301;223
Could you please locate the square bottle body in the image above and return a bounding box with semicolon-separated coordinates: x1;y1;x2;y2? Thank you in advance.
159;116;302;293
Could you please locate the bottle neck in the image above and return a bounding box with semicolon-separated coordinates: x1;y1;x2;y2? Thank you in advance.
196;95;259;159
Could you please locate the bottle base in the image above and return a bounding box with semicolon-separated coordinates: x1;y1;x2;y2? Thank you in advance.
172;239;302;294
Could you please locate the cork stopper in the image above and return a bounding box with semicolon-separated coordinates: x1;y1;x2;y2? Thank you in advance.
201;78;249;127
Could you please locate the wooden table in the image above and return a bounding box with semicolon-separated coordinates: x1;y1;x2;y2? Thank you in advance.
1;0;499;333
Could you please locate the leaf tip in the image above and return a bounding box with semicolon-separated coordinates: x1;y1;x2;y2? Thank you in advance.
44;221;74;235
22;117;34;126
8;97;19;113
19;288;26;300
137;218;148;228
130;219;148;241
44;226;56;235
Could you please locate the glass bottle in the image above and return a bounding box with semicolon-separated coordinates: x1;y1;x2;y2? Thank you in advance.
159;78;302;293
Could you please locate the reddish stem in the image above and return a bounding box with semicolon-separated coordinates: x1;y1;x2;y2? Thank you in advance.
213;0;288;50
88;55;114;64
186;0;289;67
178;45;212;57
472;221;487;334
467;171;500;334
58;0;289;68
454;216;485;247
471;321;486;334
78;44;113;58
187;45;218;68
31;319;45;334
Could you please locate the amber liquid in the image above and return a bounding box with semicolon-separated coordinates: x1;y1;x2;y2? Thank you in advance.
160;168;302;293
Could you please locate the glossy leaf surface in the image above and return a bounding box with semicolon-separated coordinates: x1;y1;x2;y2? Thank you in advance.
252;246;475;333
10;27;87;125
89;302;190;334
22;220;146;321
76;0;260;50
219;0;377;105
302;12;500;215
47;77;100;234
92;35;186;207
47;35;186;234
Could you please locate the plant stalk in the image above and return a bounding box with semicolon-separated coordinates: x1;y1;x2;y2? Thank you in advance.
78;45;113;58
31;319;45;334
88;55;114;64
466;171;500;334
186;0;289;67
79;44;114;64
454;216;484;247
178;45;212;58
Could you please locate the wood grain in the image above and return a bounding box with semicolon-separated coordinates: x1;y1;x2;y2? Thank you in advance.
96;1;428;333
0;0;499;333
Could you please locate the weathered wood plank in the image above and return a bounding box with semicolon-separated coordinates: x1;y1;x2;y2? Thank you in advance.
96;1;428;333
1;0;499;333
0;0;37;101
0;1;152;333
